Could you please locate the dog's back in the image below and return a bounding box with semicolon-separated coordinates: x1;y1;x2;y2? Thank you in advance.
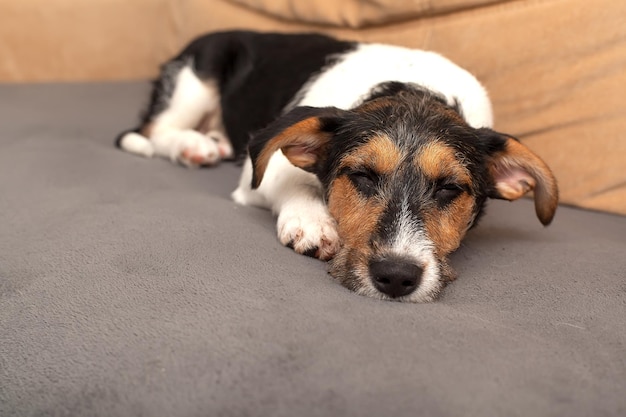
118;31;356;158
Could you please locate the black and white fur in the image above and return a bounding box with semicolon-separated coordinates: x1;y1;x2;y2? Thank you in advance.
117;31;557;302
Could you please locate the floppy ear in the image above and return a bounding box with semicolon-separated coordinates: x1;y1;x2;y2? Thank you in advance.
248;106;347;189
480;129;559;225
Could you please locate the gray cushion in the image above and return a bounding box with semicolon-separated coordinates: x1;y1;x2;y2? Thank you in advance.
1;83;625;417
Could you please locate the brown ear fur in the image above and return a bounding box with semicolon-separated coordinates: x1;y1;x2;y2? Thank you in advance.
248;106;347;189
489;138;559;225
251;117;332;188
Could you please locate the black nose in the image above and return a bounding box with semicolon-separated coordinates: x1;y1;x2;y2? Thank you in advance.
369;258;423;298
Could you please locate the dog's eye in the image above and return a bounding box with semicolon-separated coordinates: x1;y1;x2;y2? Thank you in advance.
348;170;379;197
434;183;464;207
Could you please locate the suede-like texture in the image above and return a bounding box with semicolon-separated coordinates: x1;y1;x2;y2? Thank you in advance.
1;83;625;417
2;0;625;214
226;0;509;28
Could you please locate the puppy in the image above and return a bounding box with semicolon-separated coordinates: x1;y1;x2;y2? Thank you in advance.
117;30;558;302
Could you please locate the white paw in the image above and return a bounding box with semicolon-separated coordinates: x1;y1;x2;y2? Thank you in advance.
172;130;221;168
119;132;155;158
277;208;340;261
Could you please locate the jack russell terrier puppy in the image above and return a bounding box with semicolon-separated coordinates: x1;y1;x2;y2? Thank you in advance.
117;31;558;302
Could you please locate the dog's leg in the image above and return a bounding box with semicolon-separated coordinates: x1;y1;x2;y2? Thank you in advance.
118;61;233;167
233;153;340;260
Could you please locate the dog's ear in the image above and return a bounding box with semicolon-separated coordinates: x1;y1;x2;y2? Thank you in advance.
479;129;559;225
248;106;348;188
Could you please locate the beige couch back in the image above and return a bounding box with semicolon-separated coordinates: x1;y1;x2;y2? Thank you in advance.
1;0;624;215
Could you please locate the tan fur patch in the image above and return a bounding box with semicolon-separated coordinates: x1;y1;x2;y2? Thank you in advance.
415;141;471;184
340;134;401;175
327;176;384;252
419;142;475;256
423;193;475;256
490;138;559;225
328;141;393;290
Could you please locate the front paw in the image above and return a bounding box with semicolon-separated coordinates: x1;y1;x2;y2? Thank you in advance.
277;211;340;261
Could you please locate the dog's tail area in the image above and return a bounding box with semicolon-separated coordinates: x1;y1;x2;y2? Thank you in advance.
115;129;155;158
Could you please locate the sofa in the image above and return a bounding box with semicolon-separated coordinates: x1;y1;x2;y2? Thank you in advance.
1;1;625;416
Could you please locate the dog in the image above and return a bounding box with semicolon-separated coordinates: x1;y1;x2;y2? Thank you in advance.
116;30;558;302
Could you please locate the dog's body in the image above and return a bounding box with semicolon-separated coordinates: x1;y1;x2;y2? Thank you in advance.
117;31;558;302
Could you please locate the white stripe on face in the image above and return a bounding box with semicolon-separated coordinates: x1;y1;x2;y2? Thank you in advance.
385;197;441;302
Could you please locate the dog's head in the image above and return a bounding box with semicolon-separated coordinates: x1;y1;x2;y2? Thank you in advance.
249;84;558;302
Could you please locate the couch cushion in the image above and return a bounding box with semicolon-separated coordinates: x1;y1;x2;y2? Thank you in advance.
227;0;511;28
1;82;625;417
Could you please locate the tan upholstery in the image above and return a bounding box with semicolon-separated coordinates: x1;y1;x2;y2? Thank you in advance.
1;0;624;214
226;0;509;28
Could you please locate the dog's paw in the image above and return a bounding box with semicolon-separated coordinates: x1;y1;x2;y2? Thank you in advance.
277;210;340;261
172;130;221;168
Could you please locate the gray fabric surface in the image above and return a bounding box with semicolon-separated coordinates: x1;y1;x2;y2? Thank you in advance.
1;82;625;417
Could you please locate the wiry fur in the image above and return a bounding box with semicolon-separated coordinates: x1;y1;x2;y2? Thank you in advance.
116;31;558;302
